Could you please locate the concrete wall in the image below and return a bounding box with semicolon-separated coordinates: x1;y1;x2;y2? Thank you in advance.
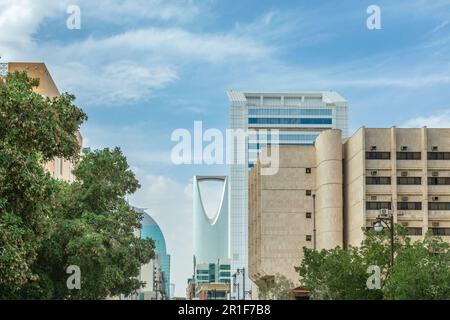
250;127;450;292
315;129;343;249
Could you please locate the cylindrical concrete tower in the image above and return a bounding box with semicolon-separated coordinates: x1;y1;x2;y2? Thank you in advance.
315;129;344;250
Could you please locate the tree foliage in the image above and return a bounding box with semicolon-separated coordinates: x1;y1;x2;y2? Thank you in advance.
257;274;295;300
296;226;450;300
0;72;154;299
0;71;86;296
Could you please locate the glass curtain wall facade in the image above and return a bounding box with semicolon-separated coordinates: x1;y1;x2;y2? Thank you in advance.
228;91;348;297
193;176;229;264
139;209;171;299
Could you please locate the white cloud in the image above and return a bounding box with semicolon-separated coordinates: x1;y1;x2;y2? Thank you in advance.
78;0;201;23
40;26;271;105
53;61;178;105
402;110;450;128
0;0;272;105
0;0;66;59
129;174;193;297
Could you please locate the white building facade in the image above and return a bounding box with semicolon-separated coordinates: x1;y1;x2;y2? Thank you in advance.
228;91;348;297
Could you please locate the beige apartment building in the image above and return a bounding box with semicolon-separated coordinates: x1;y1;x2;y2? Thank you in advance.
249;127;450;295
1;62;82;181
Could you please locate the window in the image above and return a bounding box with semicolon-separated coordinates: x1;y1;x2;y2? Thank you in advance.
248;118;332;125
428;177;450;185
248;108;333;116
366;202;392;210
431;228;450;236
407;228;423;236
306;168;312;174
306;190;312;196
197;270;209;275
397;202;422;210
366;177;391;185
306;212;312;219
397;177;421;185
366;152;391;160
397;152;421;160
428;152;450;160
428;202;450;211
306;235;312;242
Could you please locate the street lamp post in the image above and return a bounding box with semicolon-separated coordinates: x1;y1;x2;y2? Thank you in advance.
236;268;246;300
232;273;239;300
373;210;395;267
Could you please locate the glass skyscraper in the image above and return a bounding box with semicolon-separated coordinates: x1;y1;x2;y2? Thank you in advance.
228;91;348;296
193;176;229;264
139;209;171;299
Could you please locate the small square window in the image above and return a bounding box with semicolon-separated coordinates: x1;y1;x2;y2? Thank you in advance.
306;190;312;196
306;168;312;174
306;235;312;242
306;212;312;219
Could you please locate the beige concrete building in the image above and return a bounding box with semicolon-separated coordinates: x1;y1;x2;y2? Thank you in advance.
345;127;450;246
1;62;82;182
249;127;450;295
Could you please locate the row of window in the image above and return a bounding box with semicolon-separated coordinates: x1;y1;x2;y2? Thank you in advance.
366;177;450;185
366;202;450;211
366;152;450;160
367;227;450;236
305;227;446;240
248;108;332;116
248;118;332;125
249;133;319;142
432;228;450;236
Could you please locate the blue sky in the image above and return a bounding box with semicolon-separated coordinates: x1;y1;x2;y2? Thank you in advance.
1;0;450;296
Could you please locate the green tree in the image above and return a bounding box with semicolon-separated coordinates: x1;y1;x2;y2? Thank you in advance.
383;235;450;300
1;71;154;299
257;274;295;300
18;148;155;299
296;226;450;300
296;246;383;300
0;71;86;297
